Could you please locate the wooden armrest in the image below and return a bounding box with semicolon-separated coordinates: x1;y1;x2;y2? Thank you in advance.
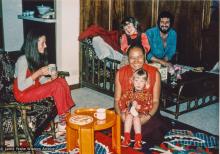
58;71;70;78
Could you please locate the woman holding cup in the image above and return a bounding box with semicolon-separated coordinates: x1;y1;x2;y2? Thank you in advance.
13;29;75;130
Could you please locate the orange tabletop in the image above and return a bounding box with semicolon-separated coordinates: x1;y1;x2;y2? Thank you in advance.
66;108;121;154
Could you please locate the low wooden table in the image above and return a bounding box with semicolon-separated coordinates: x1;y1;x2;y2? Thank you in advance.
160;71;219;119
66;108;121;154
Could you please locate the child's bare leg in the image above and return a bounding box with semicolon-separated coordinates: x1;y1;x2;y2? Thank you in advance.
121;112;126;122
121;113;133;147
124;113;133;133
133;116;142;149
133;116;141;134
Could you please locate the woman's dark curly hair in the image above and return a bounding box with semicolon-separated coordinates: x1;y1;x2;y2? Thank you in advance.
21;29;48;72
120;16;142;32
121;17;139;29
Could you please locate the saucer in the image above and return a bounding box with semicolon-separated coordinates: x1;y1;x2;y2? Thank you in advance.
69;115;93;125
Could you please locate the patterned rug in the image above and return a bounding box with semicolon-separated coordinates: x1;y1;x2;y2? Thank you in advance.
3;127;218;154
150;129;219;154
33;131;143;154
33;129;219;154
3;115;218;153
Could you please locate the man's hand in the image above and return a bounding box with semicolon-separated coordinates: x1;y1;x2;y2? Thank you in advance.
151;56;173;67
162;61;173;67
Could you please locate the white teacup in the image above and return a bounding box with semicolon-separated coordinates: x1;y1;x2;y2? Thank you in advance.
94;108;106;120
48;64;57;76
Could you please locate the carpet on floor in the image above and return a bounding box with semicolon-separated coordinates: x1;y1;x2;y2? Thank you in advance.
2;121;218;154
33;127;218;154
33;131;143;154
149;128;218;154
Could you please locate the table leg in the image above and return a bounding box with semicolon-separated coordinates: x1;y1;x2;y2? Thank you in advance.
112;115;121;154
79;126;94;154
66;125;78;151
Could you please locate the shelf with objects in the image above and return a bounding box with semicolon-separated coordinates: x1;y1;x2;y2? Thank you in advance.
21;0;55;21
17;15;56;23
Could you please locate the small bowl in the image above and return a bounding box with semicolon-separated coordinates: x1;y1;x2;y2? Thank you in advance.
29;11;35;17
37;5;51;15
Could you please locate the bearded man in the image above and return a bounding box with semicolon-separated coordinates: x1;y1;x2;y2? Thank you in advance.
146;11;177;67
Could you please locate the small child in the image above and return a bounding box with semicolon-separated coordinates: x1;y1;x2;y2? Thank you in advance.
118;68;153;150
120;17;150;67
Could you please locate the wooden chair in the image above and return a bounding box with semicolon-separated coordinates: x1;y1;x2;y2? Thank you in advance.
0;98;57;149
0;52;68;151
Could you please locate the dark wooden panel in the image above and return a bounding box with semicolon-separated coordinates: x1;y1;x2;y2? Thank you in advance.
124;0;152;31
201;7;219;70
111;0;124;30
80;0;110;32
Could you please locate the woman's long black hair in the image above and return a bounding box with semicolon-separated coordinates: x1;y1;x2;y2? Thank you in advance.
21;29;48;72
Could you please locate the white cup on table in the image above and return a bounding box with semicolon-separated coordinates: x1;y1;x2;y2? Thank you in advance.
94;108;106;120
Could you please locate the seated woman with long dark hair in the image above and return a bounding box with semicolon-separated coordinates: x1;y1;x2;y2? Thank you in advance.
13;29;75;131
